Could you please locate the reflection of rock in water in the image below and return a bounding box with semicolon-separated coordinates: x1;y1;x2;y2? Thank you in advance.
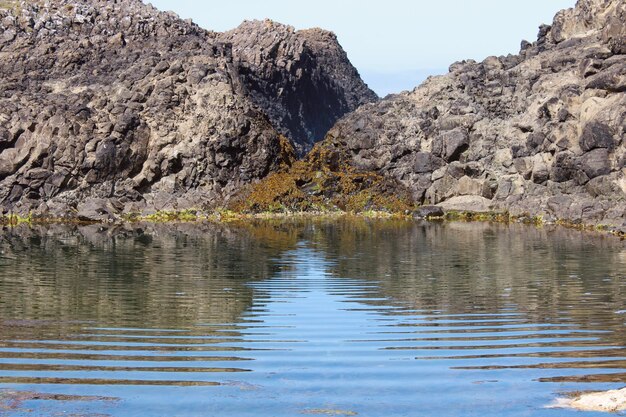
1;219;624;412
0;222;295;331
0;220;623;335
0;389;118;415
319;221;625;327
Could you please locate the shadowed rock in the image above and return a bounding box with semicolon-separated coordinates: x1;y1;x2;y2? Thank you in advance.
221;20;377;155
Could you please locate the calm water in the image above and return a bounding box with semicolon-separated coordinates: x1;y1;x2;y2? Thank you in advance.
0;220;624;416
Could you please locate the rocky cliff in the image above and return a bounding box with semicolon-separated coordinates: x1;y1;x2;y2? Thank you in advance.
0;0;374;220
256;0;624;229
222;20;377;155
2;0;624;229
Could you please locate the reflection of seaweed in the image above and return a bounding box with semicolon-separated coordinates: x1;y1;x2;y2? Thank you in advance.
0;389;117;413
228;219;301;252
301;409;358;416
538;374;626;383
222;380;263;391
0;377;220;386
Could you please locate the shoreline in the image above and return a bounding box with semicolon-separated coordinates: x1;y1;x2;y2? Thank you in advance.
1;208;624;239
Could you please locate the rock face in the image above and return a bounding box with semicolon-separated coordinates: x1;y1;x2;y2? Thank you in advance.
315;0;625;227
0;0;374;218
222;20;377;155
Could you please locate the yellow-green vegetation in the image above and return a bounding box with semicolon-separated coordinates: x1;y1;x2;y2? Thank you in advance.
0;213;103;226
122;208;257;223
123;209;205;223
555;218;625;237
301;409;358;416
0;208;623;238
229;142;415;215
0;213;33;226
443;210;514;223
276;134;297;170
439;210;625;238
0;0;19;12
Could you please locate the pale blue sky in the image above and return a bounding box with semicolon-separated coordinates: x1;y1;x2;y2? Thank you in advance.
147;0;577;96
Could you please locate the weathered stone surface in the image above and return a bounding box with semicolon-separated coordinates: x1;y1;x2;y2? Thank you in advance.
580;122;617;151
579;148;611;179
432;128;469;162
312;0;626;227
413;205;444;218
221;20;377;155
77;198;118;222
0;0;375;218
437;196;494;213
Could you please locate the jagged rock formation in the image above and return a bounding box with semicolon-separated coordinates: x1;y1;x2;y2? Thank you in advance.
303;0;625;228
0;0;374;220
222;20;377;155
2;0;623;227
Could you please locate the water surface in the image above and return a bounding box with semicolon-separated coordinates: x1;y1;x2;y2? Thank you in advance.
0;220;624;416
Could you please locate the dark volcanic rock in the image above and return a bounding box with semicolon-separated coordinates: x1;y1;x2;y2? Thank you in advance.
579;148;611;179
0;0;375;218
313;0;626;227
413;205;444;219
221;20;377;155
580;121;617;152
